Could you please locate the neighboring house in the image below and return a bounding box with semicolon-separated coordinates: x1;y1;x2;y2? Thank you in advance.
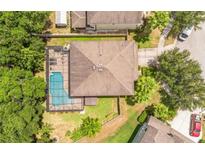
55;11;68;27
132;116;193;143
71;11;144;32
46;41;137;111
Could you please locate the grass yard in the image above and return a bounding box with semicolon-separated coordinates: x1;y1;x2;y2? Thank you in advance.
43;97;118;142
137;28;160;48
164;36;176;46
103;109;139;143
47;36;125;46
102;89;161;143
128;29;160;49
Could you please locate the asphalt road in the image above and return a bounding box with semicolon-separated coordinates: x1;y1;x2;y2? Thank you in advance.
170;23;205;142
176;22;205;78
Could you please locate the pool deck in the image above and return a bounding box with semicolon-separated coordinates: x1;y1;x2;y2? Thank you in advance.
46;46;84;111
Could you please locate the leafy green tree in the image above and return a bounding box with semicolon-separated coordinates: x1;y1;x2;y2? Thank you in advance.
0;12;50;73
126;76;157;105
155;48;205;110
0;67;46;143
70;117;102;141
152;104;176;122
148;12;170;32
133;12;170;43
80;117;102;137
170;11;205;36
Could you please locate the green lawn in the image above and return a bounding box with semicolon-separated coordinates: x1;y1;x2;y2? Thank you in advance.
47;37;125;46
102;89;161;143
103;109;139;143
43;97;118;142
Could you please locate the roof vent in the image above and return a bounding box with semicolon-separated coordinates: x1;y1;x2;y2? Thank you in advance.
97;64;103;72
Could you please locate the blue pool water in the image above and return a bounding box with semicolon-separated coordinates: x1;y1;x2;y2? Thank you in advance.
49;72;72;105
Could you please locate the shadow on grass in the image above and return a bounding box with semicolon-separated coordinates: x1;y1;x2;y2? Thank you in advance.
128;124;142;143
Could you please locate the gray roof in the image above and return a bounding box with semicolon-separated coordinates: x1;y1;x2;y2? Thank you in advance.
69;41;137;97
71;11;144;29
137;116;193;143
55;11;67;25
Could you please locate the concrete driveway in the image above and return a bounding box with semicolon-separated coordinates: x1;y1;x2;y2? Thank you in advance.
169;109;202;143
170;23;205;143
176;22;205;78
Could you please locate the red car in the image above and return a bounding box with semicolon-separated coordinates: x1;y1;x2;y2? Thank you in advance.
190;114;201;137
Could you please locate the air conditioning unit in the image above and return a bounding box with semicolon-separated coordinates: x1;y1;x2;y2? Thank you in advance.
63;44;70;52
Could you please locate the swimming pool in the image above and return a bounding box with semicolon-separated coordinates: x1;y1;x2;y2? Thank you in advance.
49;72;72;105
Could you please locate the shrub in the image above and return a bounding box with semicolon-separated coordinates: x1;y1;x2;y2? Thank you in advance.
65;130;71;137
152;103;177;122
70;128;83;142
199;139;205;143
138;110;148;124
80;117;102;137
126;76;157;105
70;117;102;141
141;67;157;78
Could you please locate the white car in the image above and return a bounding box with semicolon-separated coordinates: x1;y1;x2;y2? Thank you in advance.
178;26;194;41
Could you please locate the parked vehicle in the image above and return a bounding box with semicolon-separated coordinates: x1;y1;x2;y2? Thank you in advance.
190;114;201;137
178;26;194;41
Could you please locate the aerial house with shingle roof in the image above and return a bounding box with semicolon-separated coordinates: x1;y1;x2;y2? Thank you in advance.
71;11;144;32
46;40;137;111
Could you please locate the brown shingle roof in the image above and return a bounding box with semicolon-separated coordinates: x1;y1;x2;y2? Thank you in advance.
87;11;143;25
69;41;137;97
140;117;193;143
71;11;144;29
71;11;86;28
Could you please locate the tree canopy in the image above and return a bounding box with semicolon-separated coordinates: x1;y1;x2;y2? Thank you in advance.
0;12;50;73
148;11;170;32
0;67;46;142
126;76;157;105
134;11;170;43
155;48;205;110
170;11;205;36
70;117;102;141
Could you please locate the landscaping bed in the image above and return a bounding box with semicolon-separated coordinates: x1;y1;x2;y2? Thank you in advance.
43;97;118;142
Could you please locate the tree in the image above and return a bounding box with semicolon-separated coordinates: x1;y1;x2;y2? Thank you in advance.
0;67;46;142
0;12;50;73
133;12;170;43
152;104;176;122
170;11;205;36
155;48;205;110
126;76;157;105
80;117;102;137
148;11;170;32
70;117;102;141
